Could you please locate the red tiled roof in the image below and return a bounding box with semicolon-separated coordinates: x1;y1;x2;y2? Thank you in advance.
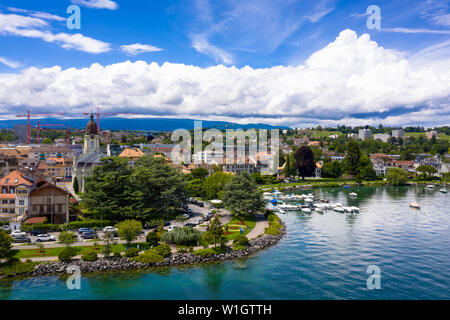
24;217;47;224
0;170;33;186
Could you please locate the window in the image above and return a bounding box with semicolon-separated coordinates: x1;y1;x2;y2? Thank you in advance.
58;204;63;213
9;187;14;194
32;205;37;212
19;200;24;206
47;198;52;203
2;187;6;194
39;205;44;213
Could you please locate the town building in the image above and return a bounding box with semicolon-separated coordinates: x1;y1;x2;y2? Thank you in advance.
119;147;145;161
391;129;404;139
425;131;438;139
107;144;122;156
72;114;104;193
359;129;372;140
373;133;390;143
29;146;73;161
28;181;71;224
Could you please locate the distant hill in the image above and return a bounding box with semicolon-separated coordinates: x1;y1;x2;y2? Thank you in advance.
0;117;289;132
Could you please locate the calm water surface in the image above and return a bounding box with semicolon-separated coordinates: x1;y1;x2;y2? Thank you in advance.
1;186;449;300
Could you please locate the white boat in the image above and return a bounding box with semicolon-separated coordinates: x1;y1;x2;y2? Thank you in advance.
425;185;435;189
334;206;345;213
278;204;301;211
440;188;447;194
302;208;312;214
304;198;314;203
278;209;287;214
344;206;360;213
409;202;420;209
349;192;357;197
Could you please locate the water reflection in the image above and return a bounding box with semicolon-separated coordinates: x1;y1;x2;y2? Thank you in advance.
202;263;227;298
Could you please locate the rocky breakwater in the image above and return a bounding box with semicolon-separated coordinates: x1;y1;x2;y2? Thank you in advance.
28;221;286;277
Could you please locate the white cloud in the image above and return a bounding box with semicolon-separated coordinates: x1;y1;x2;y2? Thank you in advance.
431;14;450;27
382;27;450;35
120;43;164;56
191;34;233;64
0;30;448;127
71;0;119;10
0;13;111;54
7;7;66;22
0;57;22;68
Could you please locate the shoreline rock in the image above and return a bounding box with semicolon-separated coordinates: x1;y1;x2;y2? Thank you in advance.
8;221;286;279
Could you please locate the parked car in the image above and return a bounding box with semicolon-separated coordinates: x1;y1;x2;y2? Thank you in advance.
193;218;202;225
78;227;91;234
184;222;195;227
31;230;46;236
182;213;190;219
81;230;95;239
164;221;171;226
197;202;204;207
2;225;10;232
10;230;27;238
166;225;175;232
103;226;118;233
36;234;56;242
13;236;32;243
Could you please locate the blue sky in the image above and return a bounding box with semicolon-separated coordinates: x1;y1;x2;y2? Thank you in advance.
0;0;449;127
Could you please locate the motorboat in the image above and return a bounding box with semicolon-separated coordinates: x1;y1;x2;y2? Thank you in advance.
278;204;301;211
302;207;312;214
425;185;435;189
278;209;287;214
349;192;357;197
440;188;447;194
409;202;420;209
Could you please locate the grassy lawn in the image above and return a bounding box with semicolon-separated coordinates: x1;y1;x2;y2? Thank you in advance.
12;242;149;259
405;132;450;141
310;130;343;138
223;217;256;241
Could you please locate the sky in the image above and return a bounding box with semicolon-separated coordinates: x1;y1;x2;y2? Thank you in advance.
0;0;449;128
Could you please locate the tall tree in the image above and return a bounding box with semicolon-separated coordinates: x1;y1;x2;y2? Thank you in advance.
222;173;265;220
294;146;316;179
346;140;361;174
0;230;12;259
203;171;232;200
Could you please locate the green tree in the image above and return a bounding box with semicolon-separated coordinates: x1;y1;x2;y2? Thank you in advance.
73;177;79;194
58;231;76;247
203;171;232;199
346;141;361;173
205;215;224;247
0;230;12;259
116;220;142;247
386;167;409;185
146;231;159;247
416;165;437;178
191;168;209;180
131;156;188;221
294;146;316;179
81;156;133;221
322;160;342;178
42;138;52;144
186;178;205;197
161;226;202;246
222;173;265;221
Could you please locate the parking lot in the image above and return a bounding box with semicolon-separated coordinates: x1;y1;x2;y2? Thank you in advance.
8;202;218;250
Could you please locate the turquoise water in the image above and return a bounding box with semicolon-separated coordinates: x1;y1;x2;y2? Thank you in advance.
1;186;449;300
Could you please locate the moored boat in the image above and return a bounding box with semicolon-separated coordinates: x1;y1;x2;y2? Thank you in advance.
409;202;420;209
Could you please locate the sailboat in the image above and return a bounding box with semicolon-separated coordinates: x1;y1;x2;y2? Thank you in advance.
441;178;448;193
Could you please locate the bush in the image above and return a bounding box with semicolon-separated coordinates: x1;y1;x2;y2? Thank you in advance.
176;246;188;253
264;227;280;235
161;226;202;246
233;234;249;247
21;223;61;233
113;252;122;258
153;244;171;258
124;247;140;258
0;259;36;276
193;246;227;257
132;249;164;264
146;231;159;247
58;247;77;262
81;250;98;262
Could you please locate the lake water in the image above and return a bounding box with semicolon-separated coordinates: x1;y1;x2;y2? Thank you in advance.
1;186;449;300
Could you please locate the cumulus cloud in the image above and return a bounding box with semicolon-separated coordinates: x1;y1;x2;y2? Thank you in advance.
0;13;111;54
0;29;448;127
71;0;119;10
120;43;164;56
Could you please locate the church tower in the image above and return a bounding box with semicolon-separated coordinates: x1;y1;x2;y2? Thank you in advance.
83;114;100;155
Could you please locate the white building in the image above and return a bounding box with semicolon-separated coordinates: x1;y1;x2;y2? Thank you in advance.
373;133;390;143
391;129;404;139
359;129;372;140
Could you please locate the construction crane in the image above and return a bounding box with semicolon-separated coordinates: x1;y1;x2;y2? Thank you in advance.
36;121;66;144
83;106;131;133
16;110;65;144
